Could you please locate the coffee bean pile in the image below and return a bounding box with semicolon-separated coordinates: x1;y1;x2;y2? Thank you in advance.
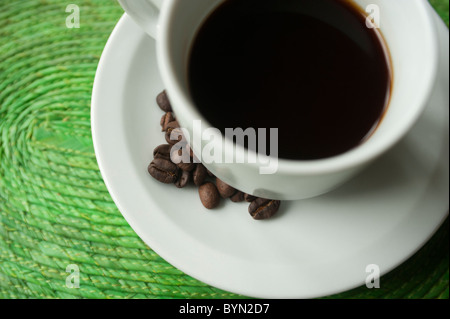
148;90;281;220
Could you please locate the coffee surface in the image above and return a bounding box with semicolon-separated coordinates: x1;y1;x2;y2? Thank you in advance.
188;0;391;160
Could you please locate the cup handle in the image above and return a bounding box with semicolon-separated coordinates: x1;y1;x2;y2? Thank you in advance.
117;0;164;39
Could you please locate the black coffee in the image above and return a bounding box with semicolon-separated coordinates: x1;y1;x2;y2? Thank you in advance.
188;0;391;160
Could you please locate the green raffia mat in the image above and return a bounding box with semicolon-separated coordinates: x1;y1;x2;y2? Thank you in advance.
0;0;448;299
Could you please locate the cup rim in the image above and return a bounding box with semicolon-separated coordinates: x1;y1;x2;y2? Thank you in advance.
157;0;439;175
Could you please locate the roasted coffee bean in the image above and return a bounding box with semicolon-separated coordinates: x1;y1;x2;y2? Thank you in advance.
171;148;196;172
165;121;184;145
167;127;185;145
156;90;172;112
248;198;281;220
244;193;257;203
206;169;215;178
216;178;236;198
199;182;220;209
178;162;195;172
165;120;179;131
188;145;195;158
148;158;179;184
175;170;191;188
193;164;207;186
186;145;201;163
191;150;201;164
230;191;245;203
153;144;172;161
160;112;175;132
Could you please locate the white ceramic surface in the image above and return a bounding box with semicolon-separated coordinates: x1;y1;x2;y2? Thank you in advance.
91;8;449;298
117;0;439;200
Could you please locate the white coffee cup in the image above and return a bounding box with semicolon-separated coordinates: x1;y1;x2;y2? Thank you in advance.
118;0;439;200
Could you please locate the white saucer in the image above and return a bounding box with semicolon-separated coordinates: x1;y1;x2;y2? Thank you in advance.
91;9;449;299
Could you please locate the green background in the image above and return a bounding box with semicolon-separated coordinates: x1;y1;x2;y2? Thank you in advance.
0;0;448;299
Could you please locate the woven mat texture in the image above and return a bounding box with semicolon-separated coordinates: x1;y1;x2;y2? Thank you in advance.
0;0;448;299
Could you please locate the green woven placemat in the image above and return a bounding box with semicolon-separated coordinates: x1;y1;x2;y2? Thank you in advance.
0;0;448;299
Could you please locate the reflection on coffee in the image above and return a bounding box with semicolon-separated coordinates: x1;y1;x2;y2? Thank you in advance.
188;0;392;160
